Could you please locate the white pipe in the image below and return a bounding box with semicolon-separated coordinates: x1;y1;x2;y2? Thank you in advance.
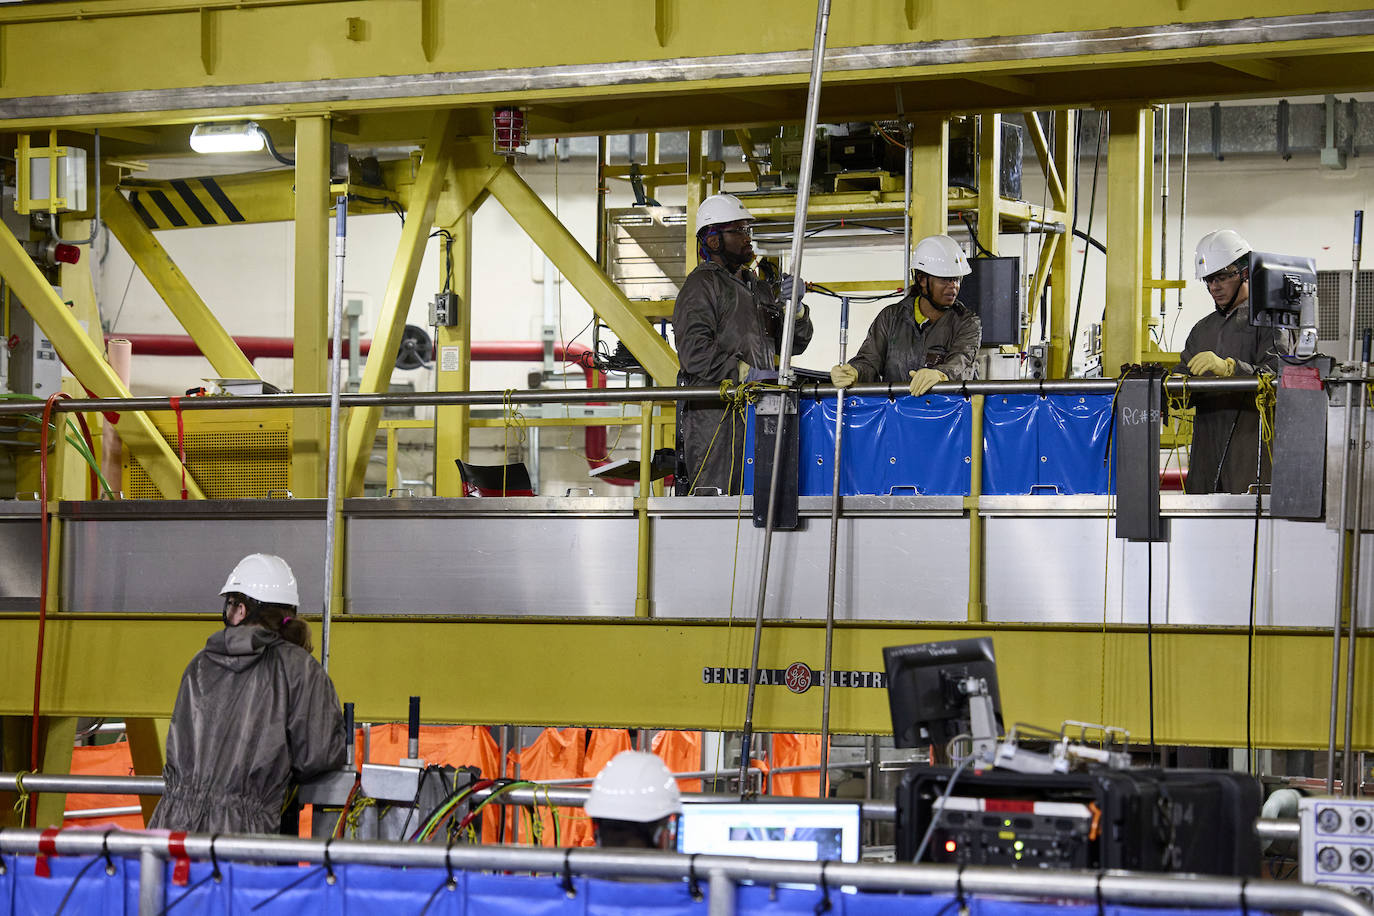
321;193;348;672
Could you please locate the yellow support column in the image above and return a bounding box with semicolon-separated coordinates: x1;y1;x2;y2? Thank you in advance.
1104;108;1150;376
123;717;168;822
343;109;460;497
910;115;950;241
31;716;75;828
635;404;654;618
966;394;985;622
487;165;679;385
102;188;258;379
0;220;202;498
292;115;331;498
685;131;705;256
434;210;473;497
977;114;1001;256
1050;110;1076;378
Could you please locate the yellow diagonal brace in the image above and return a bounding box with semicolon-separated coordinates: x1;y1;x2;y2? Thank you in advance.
1024;111;1066;212
102;188;257;379
0;221;202;499
1020;233;1061;352
342;109;461;497
487;164;679;386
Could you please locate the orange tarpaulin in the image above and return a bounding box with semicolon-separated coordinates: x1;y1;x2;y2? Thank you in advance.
64;741;144;831
507;727;587;846
650;730;702;792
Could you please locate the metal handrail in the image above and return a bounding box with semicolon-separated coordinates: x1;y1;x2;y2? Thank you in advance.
0;377;1261;417
0;828;1366;916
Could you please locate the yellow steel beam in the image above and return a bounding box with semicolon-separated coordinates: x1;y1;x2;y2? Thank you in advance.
0;221;202;499
0;613;1370;749
1024;111;1066;212
343;110;461;497
1021;233;1061;353
291;116;330;498
1049;110;1075;378
102;187;258;379
977;114;1001;256
434;210;472;497
1218;58;1283;80
1104;107;1150;377
909;115;950;240
965;74;1035;96
487;164;680;386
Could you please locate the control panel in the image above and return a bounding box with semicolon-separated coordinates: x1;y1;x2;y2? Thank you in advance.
928;796;1095;868
1300;796;1374;902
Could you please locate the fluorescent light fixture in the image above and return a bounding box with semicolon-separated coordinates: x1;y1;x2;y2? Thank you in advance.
189;121;264;154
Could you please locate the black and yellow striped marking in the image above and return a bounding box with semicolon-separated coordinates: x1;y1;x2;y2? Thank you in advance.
126;177;246;230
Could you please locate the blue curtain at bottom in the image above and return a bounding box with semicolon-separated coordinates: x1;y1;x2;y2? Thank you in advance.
0;853;1266;916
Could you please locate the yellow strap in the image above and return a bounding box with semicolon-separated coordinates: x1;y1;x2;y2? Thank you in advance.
12;770;31;825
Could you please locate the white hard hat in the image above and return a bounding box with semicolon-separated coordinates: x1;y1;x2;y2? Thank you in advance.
696;193;754;231
912;234;972;278
1195;228;1252;279
584;750;681;822
220;553;299;607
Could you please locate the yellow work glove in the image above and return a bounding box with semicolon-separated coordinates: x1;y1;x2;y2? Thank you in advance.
1187;351;1236;377
908;368;948;396
830;363;859;388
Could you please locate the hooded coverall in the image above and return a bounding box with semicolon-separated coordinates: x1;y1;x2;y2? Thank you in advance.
848;292;982;384
1179;307;1289;494
673;260;813;495
148;625;346;834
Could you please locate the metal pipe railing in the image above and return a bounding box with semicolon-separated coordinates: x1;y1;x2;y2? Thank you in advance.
0;377;1263;418
0;828;1367;916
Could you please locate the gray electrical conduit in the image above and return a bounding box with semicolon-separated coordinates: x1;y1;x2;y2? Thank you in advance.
321;194;348;673
738;0;832;794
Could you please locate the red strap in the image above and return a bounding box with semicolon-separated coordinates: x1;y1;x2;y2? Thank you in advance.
169;396;188;499
35;827;59;877
82;384;120;425
168;831;191;886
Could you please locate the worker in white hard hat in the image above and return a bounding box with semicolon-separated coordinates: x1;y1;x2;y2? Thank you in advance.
672;192;814;495
148;553;346;834
1178;229;1290;493
585;750;683;849
830;234;982;397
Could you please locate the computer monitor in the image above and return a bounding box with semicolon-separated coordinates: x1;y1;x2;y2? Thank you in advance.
883;638;1003;754
1247;250;1317;331
676;802;861;863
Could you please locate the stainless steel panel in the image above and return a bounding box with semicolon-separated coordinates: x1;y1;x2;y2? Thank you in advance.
345;516;638;615
986;515;1352;627
652;516;969;621
61;518;325;613
605;206;688;300
1325;398;1374;530
0;514;40;610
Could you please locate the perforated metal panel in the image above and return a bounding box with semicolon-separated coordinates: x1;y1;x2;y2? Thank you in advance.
1316;269;1374;341
123;414;291;499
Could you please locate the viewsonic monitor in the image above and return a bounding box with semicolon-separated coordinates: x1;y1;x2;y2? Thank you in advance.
883;637;1003;753
1247;250;1317;331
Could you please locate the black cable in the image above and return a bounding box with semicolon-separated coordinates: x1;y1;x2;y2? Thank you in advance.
1147;539;1156;765
1068;110;1106;376
957;210;995;259
52;854;102;916
1073;229;1107;256
257;127;295;167
1246;406;1265;777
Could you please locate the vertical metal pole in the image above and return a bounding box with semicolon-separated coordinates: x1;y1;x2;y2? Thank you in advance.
818;296;850;798
738;0;832;794
708;870;737;916
1343;331;1371;794
1159;103;1170;322
1176;103;1189;320
1329;212;1364;793
321;193;347;673
138;846;163;916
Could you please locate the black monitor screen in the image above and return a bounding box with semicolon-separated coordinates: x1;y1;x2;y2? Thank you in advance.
883;638;1002;752
1247;250;1316;331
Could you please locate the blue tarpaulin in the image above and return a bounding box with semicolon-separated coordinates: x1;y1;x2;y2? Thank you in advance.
0;853;1264;916
742;394;1113;497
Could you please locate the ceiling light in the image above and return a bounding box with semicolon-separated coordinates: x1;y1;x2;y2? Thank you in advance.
189;121;265;154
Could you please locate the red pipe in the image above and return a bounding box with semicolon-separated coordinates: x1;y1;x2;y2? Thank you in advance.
108;334;623;479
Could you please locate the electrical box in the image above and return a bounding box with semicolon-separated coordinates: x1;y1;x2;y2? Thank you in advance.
430;291;458;327
16;136;87;214
7;304;62;398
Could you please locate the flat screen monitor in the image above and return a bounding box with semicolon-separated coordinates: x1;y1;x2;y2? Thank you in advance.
1247;250;1317;331
676;802;861;863
883;637;1003;753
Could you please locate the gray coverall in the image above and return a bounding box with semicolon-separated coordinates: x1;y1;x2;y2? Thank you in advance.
673;260;814;495
148;625;346;834
849;293;982;384
1179;306;1289;494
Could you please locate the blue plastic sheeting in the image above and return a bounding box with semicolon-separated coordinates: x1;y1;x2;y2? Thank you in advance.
0;854;1265;916
980;394;1115;495
744;396;974;497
